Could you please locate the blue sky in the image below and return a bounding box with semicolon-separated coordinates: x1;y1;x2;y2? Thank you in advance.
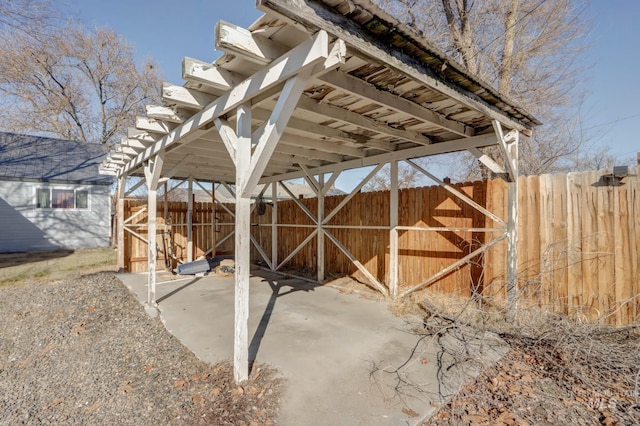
73;0;640;172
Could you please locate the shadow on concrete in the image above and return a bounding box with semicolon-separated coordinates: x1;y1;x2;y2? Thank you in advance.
156;277;203;304
249;277;320;370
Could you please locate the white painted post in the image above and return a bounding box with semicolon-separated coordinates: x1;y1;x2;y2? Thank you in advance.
234;103;252;383
117;176;126;272
147;186;158;305
187;177;194;263
212;181;216;257
506;137;519;311
389;161;399;298
271;182;278;270
163;181;168;269
317;173;325;282
143;153;164;310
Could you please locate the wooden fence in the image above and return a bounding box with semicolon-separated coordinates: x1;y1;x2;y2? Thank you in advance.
122;167;640;325
123;200;215;273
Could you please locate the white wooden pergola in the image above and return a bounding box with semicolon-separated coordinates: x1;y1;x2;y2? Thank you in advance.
100;0;538;382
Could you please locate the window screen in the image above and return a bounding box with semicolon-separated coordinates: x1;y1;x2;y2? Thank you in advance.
75;190;88;209
36;188;50;208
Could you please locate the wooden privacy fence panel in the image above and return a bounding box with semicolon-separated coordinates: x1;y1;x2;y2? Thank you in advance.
122;167;640;325
123;199;215;273
483;169;640;325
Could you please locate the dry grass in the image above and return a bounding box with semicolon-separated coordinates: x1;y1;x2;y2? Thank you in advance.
0;248;117;286
387;287;640;424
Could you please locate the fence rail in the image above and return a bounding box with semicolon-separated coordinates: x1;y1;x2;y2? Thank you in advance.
122;167;640;325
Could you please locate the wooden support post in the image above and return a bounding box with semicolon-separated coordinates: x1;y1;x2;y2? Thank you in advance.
317;173;325;282
163;181;168;270
143;152;165;309
493;120;520;311
212;181;216;257
187;177;194;263
117;176;126;272
506;138;519;311
271;182;278;271
234;103;251;383
389;161;399;298
147;187;158;304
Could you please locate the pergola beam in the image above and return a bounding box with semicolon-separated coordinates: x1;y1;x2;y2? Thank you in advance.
250;107;396;153
119;30;340;177
243;67;313;197
182;56;244;91
261;133;496;184
136;116;176;135
296;95;433;146
145;105;190;124
215;20;289;65
468;147;506;176
258;0;532;134
162;82;216;110
319;71;474;138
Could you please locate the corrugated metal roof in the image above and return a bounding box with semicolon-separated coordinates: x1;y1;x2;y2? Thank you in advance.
0;132;113;185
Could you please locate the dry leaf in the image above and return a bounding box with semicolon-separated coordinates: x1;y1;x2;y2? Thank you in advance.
143;365;153;372
87;305;96;312
39;343;56;358
402;407;420;417
84;401;103;414
174;378;186;388
192;373;202;381
73;322;87;335
496;410;517;425
120;380;133;393
521;374;534;383
209;387;222;397
192;394;205;404
600;411;616;426
43;397;63;409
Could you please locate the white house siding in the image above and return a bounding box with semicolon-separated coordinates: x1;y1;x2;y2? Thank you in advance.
0;180;111;252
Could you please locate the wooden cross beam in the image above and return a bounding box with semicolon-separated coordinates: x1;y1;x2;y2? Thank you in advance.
120;30;343;177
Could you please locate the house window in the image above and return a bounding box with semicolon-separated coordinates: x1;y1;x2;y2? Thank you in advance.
36;188;89;209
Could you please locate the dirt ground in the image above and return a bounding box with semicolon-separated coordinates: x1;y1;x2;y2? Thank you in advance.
0;251;282;425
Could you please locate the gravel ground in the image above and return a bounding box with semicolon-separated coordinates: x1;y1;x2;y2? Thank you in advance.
0;272;282;425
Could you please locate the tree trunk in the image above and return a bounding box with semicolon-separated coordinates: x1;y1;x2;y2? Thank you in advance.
499;0;519;96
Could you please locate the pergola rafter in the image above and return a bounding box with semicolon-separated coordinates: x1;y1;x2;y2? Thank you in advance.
102;0;538;384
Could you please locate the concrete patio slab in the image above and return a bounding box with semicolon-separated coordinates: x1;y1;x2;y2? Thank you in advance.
117;269;507;425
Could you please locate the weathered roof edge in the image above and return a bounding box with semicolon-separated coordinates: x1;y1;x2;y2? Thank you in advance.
256;0;540;131
0;176;113;186
348;0;541;126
